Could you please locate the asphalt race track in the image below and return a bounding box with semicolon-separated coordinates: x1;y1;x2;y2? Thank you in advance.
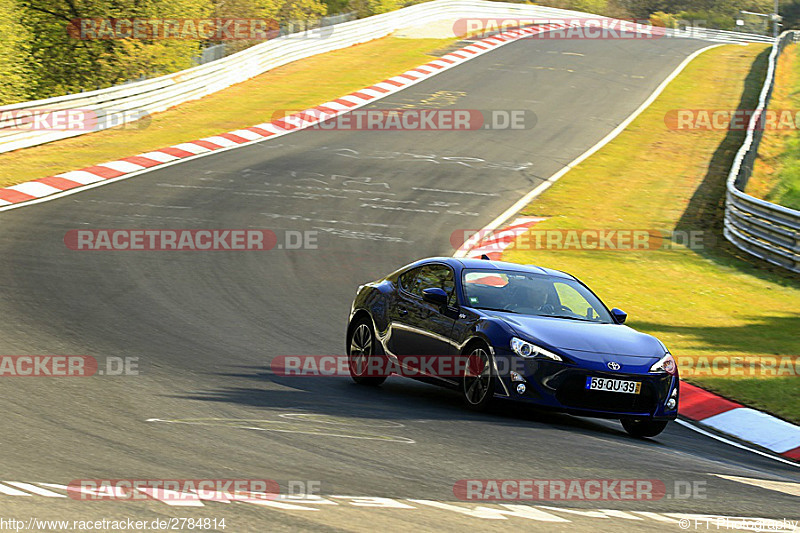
1;35;799;531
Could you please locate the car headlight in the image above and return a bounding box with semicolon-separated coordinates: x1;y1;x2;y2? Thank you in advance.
510;337;562;361
650;352;677;375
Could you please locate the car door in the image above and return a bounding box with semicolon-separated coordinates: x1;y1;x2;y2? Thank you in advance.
386;266;424;357
388;264;458;371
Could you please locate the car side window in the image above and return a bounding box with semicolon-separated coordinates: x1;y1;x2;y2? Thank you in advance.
398;268;420;294
413;264;456;306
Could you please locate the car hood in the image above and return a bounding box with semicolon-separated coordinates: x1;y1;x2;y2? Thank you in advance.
494;313;663;357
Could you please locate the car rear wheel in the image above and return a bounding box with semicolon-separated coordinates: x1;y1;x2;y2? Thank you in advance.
621;418;669;438
461;344;495;410
348;318;387;386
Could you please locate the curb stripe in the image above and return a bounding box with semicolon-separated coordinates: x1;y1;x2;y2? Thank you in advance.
246;126;275;137
0;24;548;209
456;217;800;464
314;105;339;115
7;182;62;197
120;156;162;168
158;147;195;158
784;447;800;460
0;189;36;203
171;143;211;154
678;382;741;420
333;98;358;108
138;151;180;163
100;161;147;174
269;119;295;130
82;166;125;179
53;170;106;184
227;129;264;142
35;177;82;190
201;136;240;148
190;140;223;151
458;216;545;259
2;22;798;463
365;85;390;93
217;133;250;144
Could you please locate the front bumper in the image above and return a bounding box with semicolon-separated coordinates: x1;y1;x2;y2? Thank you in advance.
497;352;679;420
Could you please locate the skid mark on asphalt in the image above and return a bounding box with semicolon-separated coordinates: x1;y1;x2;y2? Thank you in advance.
311;226;414;243
74;199;192;210
317;147;533;171
0;484;796;530
260;212;401;228
146;414;415;443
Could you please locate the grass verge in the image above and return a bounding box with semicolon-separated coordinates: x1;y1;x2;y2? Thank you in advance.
0;36;460;188
746;43;800;210
503;44;800;424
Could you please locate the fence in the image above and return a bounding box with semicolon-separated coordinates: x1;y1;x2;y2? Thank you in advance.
0;0;774;155
723;31;800;273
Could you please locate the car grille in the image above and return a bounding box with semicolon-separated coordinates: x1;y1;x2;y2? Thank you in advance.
555;374;658;414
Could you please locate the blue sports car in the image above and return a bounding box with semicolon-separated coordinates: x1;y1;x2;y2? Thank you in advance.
346;257;679;438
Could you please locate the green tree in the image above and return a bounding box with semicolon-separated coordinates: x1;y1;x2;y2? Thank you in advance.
21;0;210;98
348;0;400;18
572;0;607;14
0;0;36;104
277;0;327;21
616;0;773;18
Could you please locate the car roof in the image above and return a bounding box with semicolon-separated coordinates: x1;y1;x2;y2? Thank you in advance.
410;257;576;280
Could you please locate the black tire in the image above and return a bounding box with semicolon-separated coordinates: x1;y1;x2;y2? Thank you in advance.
461;343;495;410
347;317;387;386
621;418;669;438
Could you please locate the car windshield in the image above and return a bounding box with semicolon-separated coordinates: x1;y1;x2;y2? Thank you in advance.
462;269;613;323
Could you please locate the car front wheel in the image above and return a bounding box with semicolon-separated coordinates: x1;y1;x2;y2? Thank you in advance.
348;318;387;386
461;344;495;410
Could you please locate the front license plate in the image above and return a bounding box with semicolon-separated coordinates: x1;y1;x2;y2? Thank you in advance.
585;376;641;394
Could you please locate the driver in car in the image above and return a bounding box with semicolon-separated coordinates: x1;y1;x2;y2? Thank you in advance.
508;278;551;314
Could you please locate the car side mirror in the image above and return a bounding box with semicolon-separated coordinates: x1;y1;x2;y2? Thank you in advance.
422;287;449;306
611;308;627;324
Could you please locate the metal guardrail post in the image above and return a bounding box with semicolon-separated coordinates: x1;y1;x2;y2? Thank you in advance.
722;30;800;273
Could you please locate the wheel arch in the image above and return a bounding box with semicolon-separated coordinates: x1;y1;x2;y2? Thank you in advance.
460;334;510;398
347;309;374;346
460;335;493;355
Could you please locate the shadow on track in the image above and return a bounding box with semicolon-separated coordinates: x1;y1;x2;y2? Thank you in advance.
167;365;676;448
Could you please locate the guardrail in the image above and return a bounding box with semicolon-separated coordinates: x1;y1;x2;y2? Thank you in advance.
0;0;773;155
724;30;800;274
